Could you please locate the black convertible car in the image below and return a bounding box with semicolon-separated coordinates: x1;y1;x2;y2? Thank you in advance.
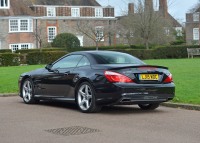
19;51;175;113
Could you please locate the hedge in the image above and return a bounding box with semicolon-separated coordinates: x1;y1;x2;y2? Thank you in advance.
15;48;67;54
0;53;20;66
0;49;12;53
26;51;67;65
1;45;200;66
112;45;200;59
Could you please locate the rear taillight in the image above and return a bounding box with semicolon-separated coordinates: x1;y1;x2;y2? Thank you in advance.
164;74;173;83
104;71;133;83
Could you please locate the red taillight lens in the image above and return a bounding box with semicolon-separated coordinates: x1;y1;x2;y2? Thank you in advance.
164;74;173;83
104;71;133;83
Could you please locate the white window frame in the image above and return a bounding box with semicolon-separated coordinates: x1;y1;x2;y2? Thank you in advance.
175;27;183;36
95;26;104;41
193;13;199;22
193;28;199;40
71;8;80;17
47;26;57;43
9;19;33;33
164;27;170;36
47;7;56;17
9;43;33;52
0;0;9;9
95;8;103;18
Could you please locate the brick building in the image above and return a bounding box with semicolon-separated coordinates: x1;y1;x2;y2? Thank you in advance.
116;0;183;45
0;0;116;51
185;5;200;45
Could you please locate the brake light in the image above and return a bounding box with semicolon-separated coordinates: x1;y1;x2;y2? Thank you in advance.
104;71;133;83
164;74;173;83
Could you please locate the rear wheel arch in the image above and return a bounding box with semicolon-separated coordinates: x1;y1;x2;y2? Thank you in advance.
74;78;94;100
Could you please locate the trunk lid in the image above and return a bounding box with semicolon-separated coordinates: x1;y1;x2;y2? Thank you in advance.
92;64;170;84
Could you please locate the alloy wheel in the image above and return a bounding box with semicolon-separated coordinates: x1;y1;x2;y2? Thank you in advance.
77;84;93;111
22;80;33;103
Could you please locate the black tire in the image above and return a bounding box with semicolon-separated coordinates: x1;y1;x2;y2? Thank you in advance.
138;103;160;110
21;78;37;104
76;82;101;113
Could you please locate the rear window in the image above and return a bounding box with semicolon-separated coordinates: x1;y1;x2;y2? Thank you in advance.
91;52;145;65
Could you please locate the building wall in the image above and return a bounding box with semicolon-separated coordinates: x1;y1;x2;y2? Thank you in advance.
0;3;116;50
0;19;8;49
37;19;115;47
31;6;114;17
0;18;36;50
185;13;200;45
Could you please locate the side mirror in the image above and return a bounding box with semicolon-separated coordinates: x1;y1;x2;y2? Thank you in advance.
45;64;52;71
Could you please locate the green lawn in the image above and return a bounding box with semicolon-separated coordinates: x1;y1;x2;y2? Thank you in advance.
144;59;200;105
0;65;44;94
0;59;200;105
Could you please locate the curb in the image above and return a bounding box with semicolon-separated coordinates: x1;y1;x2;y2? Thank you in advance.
161;102;200;111
0;93;18;97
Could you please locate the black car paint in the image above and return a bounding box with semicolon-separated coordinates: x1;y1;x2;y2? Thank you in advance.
19;51;175;105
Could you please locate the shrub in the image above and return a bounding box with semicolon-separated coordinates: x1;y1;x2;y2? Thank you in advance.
26;51;67;65
0;53;20;66
51;33;80;49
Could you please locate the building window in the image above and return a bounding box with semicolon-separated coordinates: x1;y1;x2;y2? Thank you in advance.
164;27;170;36
193;28;199;40
10;43;33;52
0;0;9;9
95;8;103;17
71;8;80;17
48;27;57;42
47;7;56;17
175;27;183;36
9;19;33;32
95;26;104;41
193;13;199;22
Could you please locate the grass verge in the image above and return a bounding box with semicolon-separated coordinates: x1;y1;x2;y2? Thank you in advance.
145;58;200;105
0;65;44;94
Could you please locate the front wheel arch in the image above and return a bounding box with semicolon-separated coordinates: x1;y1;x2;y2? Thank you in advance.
21;77;37;104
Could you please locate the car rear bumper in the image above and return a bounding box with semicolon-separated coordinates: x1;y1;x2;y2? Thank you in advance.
95;83;175;105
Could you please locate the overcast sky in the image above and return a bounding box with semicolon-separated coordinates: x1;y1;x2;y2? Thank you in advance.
97;0;199;23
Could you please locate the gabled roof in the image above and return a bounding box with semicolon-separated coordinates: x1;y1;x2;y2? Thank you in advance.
0;0;101;16
23;0;101;6
168;14;182;27
0;0;35;16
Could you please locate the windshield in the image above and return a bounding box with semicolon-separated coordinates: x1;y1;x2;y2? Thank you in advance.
91;52;145;65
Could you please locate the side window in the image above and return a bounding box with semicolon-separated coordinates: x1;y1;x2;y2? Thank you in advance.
77;56;90;67
52;55;83;69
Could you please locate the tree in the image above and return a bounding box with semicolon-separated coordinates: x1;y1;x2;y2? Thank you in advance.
76;20;117;50
188;1;200;13
32;19;47;52
118;0;174;49
51;33;80;49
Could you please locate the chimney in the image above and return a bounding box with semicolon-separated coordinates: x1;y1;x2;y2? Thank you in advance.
145;0;153;12
128;3;134;14
159;0;168;18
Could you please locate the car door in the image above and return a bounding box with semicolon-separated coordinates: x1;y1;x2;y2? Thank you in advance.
41;54;83;98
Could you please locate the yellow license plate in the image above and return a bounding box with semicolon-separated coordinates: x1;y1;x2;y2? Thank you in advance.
139;74;159;80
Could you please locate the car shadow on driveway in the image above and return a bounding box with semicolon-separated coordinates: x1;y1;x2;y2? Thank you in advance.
100;105;165;115
18;100;167;115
